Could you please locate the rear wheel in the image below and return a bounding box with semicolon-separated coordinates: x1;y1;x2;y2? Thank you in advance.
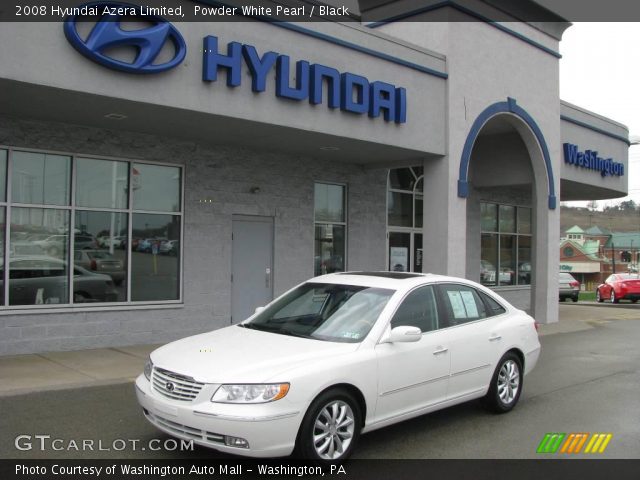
484;352;523;413
596;289;604;303
611;290;619;303
296;389;361;461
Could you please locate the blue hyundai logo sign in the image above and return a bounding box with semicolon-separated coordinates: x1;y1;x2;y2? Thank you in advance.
64;2;186;74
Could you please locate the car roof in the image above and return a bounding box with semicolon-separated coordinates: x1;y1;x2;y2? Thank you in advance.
309;271;482;290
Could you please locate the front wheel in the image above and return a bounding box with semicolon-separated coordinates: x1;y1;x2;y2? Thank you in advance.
296;389;361;461
484;353;523;413
611;290;619;303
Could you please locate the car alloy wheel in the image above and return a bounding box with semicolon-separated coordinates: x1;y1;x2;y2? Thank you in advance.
484;352;523;413
313;400;355;460
297;388;361;461
596;289;603;302
611;290;618;303
497;360;520;405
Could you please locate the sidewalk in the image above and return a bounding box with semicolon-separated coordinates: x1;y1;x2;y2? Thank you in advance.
0;344;160;397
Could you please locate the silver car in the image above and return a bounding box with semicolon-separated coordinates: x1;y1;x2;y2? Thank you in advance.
1;256;117;305
559;272;580;302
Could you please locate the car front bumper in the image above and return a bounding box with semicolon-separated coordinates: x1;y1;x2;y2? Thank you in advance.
135;374;303;458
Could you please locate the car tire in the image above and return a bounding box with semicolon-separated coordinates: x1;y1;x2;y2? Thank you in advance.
484;352;523;414
572;295;578;303
295;388;361;461
73;292;91;303
610;290;619;304
596;289;604;303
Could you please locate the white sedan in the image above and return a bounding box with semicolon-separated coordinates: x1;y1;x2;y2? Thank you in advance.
135;272;540;460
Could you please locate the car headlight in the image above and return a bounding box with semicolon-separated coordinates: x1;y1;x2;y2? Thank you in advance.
144;358;153;381
211;383;290;404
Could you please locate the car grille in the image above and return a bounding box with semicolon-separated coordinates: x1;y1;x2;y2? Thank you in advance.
152;367;204;401
144;411;225;444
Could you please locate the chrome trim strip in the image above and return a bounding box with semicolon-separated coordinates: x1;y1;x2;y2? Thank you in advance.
380;364;491;396
380;374;449;397
192;411;300;422
450;364;491;378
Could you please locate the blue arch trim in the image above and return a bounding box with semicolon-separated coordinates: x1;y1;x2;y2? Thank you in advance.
457;98;557;210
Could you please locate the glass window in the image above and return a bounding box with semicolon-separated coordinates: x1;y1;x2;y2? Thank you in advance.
414;234;423;273
481;234;498;286
0;208;4;304
314;183;345;223
518;207;531;234
314;224;345;276
478;291;506;317
481;203;498;232
11;151;70;205
439;284;487;326
499;205;516;233
480;203;531;286
76;158;129;209
388;191;413;227
9;208;70;305
131;213;180;301
74;211;128;302
132;163;181;212
388;168;415;191
391;285;439;332
518;236;532;285
499;235;516;286
0;149;7;201
414;194;423;228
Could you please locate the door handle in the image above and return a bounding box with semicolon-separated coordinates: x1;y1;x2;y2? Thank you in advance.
265;267;271;288
433;347;448;355
489;334;502;342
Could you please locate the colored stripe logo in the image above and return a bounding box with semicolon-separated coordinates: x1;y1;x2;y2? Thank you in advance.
537;433;612;454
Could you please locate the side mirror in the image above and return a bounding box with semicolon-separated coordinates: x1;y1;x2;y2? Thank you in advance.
385;326;422;343
254;306;265;315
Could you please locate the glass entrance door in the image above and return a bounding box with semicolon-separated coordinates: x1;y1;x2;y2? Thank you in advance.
388;232;423;273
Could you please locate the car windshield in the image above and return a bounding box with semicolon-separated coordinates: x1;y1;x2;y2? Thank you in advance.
618;274;640;280
244;283;395;343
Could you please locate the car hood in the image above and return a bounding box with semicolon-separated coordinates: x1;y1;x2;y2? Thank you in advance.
150;325;360;383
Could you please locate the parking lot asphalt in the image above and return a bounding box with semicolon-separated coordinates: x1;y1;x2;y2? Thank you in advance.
1;303;639;459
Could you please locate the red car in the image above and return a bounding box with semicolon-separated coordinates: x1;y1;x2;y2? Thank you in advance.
596;274;640;303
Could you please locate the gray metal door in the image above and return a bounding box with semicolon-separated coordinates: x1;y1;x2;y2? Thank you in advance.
231;215;274;323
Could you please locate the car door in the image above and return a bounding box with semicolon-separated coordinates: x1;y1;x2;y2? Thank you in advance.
375;285;450;423
436;283;503;400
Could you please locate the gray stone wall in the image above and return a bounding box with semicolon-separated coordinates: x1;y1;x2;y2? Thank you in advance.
0;116;387;355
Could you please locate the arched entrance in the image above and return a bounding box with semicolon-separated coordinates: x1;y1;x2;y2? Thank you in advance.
458;98;557;320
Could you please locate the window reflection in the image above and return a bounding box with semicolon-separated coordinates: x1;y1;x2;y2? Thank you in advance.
8;208;70;305
11;151;70;205
0;150;6;201
76;158;128;209
74;211;128;302
314;224;345;276
131;213;180;301
314;183;345;223
132;163;181;212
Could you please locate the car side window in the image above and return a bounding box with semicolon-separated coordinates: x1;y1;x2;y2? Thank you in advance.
390;286;439;333
438;284;487;327
478;291;506;317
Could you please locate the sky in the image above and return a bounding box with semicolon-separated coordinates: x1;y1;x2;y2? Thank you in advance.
559;22;640;208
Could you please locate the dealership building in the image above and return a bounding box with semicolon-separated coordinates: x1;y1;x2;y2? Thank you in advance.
0;0;630;355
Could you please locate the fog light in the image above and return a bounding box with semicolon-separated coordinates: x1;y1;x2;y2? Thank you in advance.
224;436;249;449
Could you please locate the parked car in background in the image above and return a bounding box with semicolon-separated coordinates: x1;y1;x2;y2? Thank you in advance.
596;273;640;303
137;272;540;461
137;238;166;253
1;256;117;305
559;272;580;302
9;241;45;256
74;250;125;285
159;240;179;256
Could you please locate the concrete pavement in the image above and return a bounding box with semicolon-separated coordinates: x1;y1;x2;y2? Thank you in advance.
0;302;638;397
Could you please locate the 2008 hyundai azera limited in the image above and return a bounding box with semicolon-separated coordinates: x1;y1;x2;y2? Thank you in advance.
135;272;540;460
